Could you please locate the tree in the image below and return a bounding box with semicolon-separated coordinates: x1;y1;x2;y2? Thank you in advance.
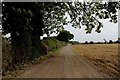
2;3;46;66
2;2;119;66
85;41;88;44
109;40;113;43
57;30;74;42
89;41;94;44
115;40;119;43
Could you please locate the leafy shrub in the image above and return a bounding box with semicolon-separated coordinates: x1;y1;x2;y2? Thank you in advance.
42;37;66;51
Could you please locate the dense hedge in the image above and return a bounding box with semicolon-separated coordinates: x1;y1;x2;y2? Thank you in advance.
2;37;66;74
2;37;13;72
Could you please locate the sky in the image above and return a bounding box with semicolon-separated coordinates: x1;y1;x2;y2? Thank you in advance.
64;19;118;43
48;18;118;43
49;11;119;43
62;10;118;43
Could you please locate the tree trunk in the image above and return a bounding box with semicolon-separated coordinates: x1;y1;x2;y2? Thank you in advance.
31;33;44;60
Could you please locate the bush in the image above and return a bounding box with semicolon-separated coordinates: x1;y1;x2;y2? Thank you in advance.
2;37;13;72
42;37;66;51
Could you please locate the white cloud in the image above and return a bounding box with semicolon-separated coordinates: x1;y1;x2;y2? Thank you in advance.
64;19;118;42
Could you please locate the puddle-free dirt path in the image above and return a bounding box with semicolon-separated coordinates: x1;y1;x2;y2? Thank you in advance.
20;45;110;78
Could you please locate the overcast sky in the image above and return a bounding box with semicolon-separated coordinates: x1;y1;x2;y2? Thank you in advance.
64;19;118;43
48;19;118;43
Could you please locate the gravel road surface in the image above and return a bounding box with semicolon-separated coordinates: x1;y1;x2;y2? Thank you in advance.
20;45;110;78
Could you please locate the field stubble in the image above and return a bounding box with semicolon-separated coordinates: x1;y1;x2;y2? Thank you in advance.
72;44;119;78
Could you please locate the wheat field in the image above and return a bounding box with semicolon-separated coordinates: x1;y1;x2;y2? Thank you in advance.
72;44;119;78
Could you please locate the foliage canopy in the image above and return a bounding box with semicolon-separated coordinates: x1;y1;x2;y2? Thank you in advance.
2;2;120;35
57;30;74;42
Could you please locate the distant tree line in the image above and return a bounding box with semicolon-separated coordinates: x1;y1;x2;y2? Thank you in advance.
69;41;80;45
83;39;120;44
66;39;120;45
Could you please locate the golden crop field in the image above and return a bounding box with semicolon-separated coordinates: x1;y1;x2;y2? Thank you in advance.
72;44;119;78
